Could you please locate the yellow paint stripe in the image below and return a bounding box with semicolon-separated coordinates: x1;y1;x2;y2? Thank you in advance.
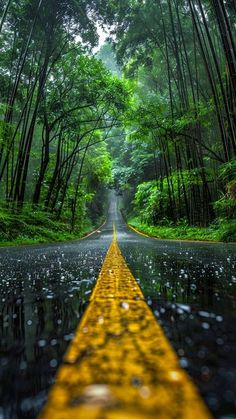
112;222;117;242
80;219;107;240
39;228;211;419
128;223;151;239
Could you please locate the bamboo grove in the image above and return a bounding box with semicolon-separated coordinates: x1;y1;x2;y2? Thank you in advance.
112;0;236;228
0;0;236;237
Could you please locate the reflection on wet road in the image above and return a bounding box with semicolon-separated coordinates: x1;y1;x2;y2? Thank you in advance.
0;195;236;418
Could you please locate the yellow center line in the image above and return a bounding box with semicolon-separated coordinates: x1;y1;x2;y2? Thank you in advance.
39;226;211;419
113;221;117;241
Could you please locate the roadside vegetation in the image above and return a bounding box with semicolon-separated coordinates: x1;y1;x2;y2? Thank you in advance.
0;0;235;244
0;207;93;246
110;1;236;243
0;1;130;245
128;217;236;243
0;196;107;246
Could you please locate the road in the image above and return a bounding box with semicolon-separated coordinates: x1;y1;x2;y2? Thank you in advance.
0;194;236;418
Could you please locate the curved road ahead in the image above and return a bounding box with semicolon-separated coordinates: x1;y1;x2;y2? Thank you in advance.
0;194;236;418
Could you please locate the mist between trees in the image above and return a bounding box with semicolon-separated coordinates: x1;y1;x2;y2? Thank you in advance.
0;0;236;242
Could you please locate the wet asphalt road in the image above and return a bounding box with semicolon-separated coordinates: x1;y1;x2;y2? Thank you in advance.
0;196;236;418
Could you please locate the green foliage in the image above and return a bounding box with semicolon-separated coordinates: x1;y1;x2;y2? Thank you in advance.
111;0;236;232
0;7;132;234
0;205;100;246
213;159;236;219
128;217;236;243
219;158;236;180
89;144;112;184
133;167;215;225
216;219;236;242
134;181;162;224
213;197;236;219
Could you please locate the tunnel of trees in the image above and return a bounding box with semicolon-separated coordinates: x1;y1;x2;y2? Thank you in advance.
0;0;235;242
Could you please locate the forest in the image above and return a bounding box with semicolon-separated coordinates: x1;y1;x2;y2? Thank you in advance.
0;0;236;244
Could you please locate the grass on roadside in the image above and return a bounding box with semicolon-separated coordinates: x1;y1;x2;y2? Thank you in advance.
128;216;236;243
0;208;104;246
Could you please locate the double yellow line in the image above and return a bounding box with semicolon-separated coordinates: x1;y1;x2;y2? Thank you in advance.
39;224;211;418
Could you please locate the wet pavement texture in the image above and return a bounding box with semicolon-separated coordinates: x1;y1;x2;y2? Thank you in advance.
119;237;236;418
0;196;236;418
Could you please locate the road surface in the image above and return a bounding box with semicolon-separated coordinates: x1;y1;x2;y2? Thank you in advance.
0;194;236;418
